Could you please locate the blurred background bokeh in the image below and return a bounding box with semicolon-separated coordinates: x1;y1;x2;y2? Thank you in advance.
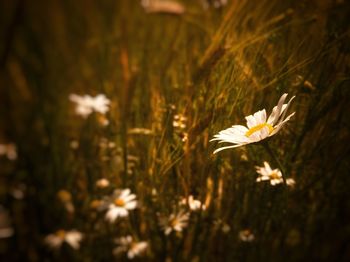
1;0;350;261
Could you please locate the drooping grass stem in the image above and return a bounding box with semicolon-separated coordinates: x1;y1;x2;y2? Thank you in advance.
262;142;287;184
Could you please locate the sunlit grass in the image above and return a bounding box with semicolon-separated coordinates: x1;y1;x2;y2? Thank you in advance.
0;0;350;261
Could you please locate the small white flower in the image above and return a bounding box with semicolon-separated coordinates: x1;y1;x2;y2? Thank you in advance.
173;114;187;129
96;178;110;188
286;178;296;187
113;235;148;259
45;230;83;250
213;219;231;233
239;229;255;242
103;189;137;223
159;210;189;235
0;144;17;160
180;195;206;211
69;94;110;118
211;93;295;153
256;161;284;186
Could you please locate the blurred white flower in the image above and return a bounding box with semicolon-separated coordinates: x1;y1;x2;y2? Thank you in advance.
213;0;227;8
159;210;189;235
0;143;17;160
69;94;110;118
69;140;79;149
96;178;110;189
239;229;255;242
213;219;231;233
211;93;295;153
181;195;206;211
113;235;148;259
173;114;187;129
256;161;283;186
104;189;137;223
57;190;75;213
45;230;83;250
141;0;185;14
286;178;296;187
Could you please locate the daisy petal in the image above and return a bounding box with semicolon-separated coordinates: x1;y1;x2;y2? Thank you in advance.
267;93;288;125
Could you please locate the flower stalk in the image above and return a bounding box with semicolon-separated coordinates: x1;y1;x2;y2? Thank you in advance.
261;142;287;184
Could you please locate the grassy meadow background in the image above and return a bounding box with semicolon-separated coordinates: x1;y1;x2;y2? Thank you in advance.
1;0;350;261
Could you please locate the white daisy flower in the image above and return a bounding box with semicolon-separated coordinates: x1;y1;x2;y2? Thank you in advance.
0;143;17;160
180;195;206;211
211;93;295;153
256;161;284;186
104;189;137;223
239;229;255;242
69;94;110;118
113;235;148;259
159;210;190;235
44;230;83;250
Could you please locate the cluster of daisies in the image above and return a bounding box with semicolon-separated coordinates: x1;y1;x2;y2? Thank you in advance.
44;185;206;258
47;94;206;258
45;189;147;258
211;93;296;187
44;92;295;258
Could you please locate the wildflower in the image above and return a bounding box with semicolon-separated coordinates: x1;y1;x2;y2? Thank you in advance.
180;195;206;211
0;143;17;160
96;178;110;189
286;178;296;187
256;161;283;186
57;190;74;213
141;0;185;14
113;235;148;259
45;230;83;250
97;114;110;126
69;94;110;118
173;114;187;129
99;138;116;149
159;210;189;235
213;0;228;8
211;93;295;153
180;132;188;142
239;229;255;242
103;189;137;223
213;219;231;233
11;183;26;200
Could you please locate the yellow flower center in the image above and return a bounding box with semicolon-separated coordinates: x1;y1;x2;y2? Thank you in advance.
56;230;66;239
269;171;280;180
242;230;251;237
170;218;179;228
245;123;274;137
114;198;125;207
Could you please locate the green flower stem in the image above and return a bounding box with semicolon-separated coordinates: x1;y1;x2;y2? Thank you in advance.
262;142;287;184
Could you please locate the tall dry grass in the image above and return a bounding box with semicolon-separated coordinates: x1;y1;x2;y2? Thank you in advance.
0;0;350;261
